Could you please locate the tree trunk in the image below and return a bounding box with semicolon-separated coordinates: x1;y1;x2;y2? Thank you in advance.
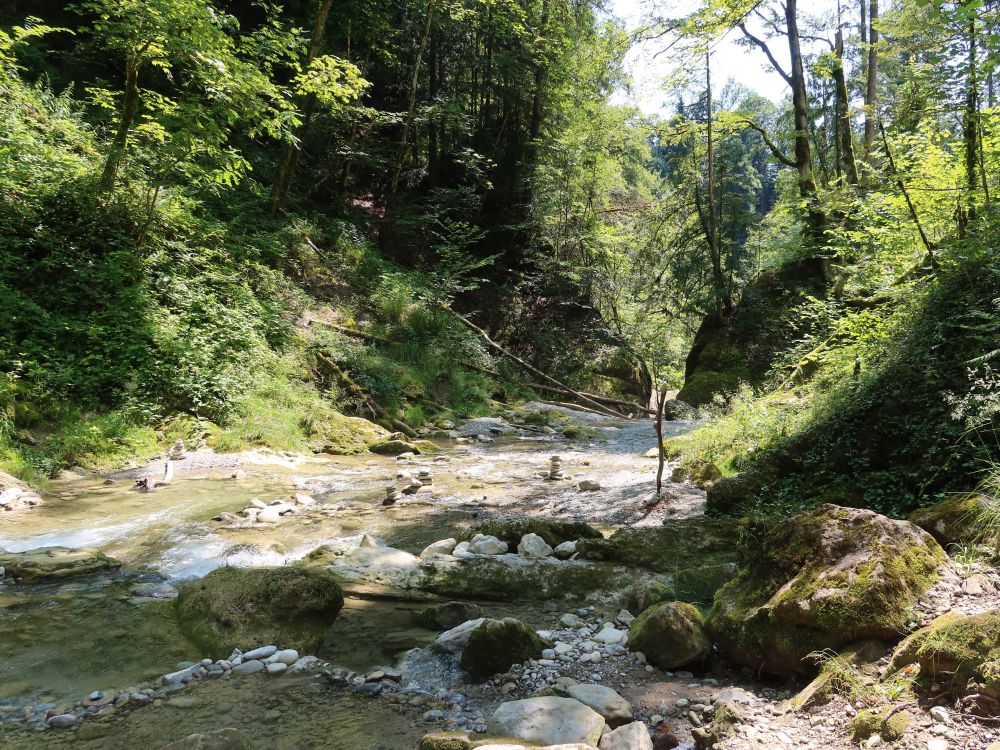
267;0;334;215
863;0;879;161
390;0;434;194
964;13;979;224
99;52;141;193
834;29;860;184
786;0;824;238
705;54;728;324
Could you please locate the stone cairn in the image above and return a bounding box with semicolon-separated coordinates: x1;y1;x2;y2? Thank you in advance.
168;439;187;460
546;455;565;481
416;469;433;486
382;485;403;506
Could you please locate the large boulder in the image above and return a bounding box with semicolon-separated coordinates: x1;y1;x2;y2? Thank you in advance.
415;601;484;630
460;519;602;549
627;602;711;669
0;546;121;583
908;493;997;550
459;618;549;678
709;504;946;674
565;684;633;727
890;610;1000;709
175;566;343;658
487;697;605;746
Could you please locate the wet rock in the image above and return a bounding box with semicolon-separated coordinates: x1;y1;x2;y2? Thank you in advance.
628;602;710;669
46;713;78;728
415;601;484;630
709;504;946;674
175;567;343;658
421;539;458;559
565;684;633;727
488;697;606;746
518;533;554;559
599;721;653;750
469;535;508;555
158;728;252;750
459;618;549;678
0;546;121;583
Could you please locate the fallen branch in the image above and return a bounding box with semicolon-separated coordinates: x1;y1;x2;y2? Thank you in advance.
441;305;629;420
537;399;615;418
315;351;417;438
530;382;654;416
309;321;390;344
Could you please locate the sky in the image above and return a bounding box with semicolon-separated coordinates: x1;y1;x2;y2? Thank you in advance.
607;0;841;115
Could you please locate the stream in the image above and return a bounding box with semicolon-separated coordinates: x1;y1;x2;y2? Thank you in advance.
0;405;710;749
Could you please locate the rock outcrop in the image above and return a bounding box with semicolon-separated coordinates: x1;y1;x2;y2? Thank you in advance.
709;504;946;674
0;546;121;582
487;697;606;747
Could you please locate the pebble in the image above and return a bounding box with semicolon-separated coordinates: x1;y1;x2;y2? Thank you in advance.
46;714;77;728
929;706;949;724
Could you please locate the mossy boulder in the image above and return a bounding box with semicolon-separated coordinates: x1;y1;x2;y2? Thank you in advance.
677;369;742;408
311;413;388;455
708;504;946;675
459;518;602;549
670;458;722;490
890;610;1000;707
175;566;344;658
0;546;122;583
909;493;998;550
369;438;421;455
628;601;711;669
692;702;750;750
415;601;484;630
706;475;752;515
459;618;549;679
850;708;913;742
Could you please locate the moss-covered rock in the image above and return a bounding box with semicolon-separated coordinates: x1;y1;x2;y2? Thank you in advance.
705;475;752;514
417;731;473;750
890;610;1000;708
909;493;998;550
459;518;602;549
0;546;121;583
311;413;388;455
415;601;484;630
562;424;602;441
628;602;711;669
708;504;946;675
692;702;749;749
175;566;344;658
459;618;549;678
671;458;722;490
850;708;912;742
369;438;421;455
677;370;743;408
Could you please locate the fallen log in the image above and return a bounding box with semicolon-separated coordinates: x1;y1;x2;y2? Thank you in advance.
529;382;654;416
537;399;615;418
442;306;629;420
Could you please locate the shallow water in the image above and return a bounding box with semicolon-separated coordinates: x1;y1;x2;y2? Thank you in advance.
0;410;701;746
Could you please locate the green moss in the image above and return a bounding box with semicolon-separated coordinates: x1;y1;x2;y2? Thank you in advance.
850;708;912;742
908;493;998;549
628;601;711;669
369;438;420;455
418;732;473;750
849;710;883;742
709;505;945;674
174;566;344;658
677;369;743;408
562;424;601;441
459;618;548;678
671;457;722;489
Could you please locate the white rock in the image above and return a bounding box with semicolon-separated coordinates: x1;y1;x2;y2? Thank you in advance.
257;507;281;524
615;609;634;627
599;721;653;750
518;533;554;559
420;538;458;559
927;741;949;750
560;613;584;628
452;541;474;559
469;535;508;555
265;662;288;676
594;626;627;645
289;655;321;673
488;696;606;746
553;541;577;560
243;645;277;660
430;618;486;654
267;649;299;665
929;706;949;724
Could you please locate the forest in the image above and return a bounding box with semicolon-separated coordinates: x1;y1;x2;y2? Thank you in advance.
1;0;1000;748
